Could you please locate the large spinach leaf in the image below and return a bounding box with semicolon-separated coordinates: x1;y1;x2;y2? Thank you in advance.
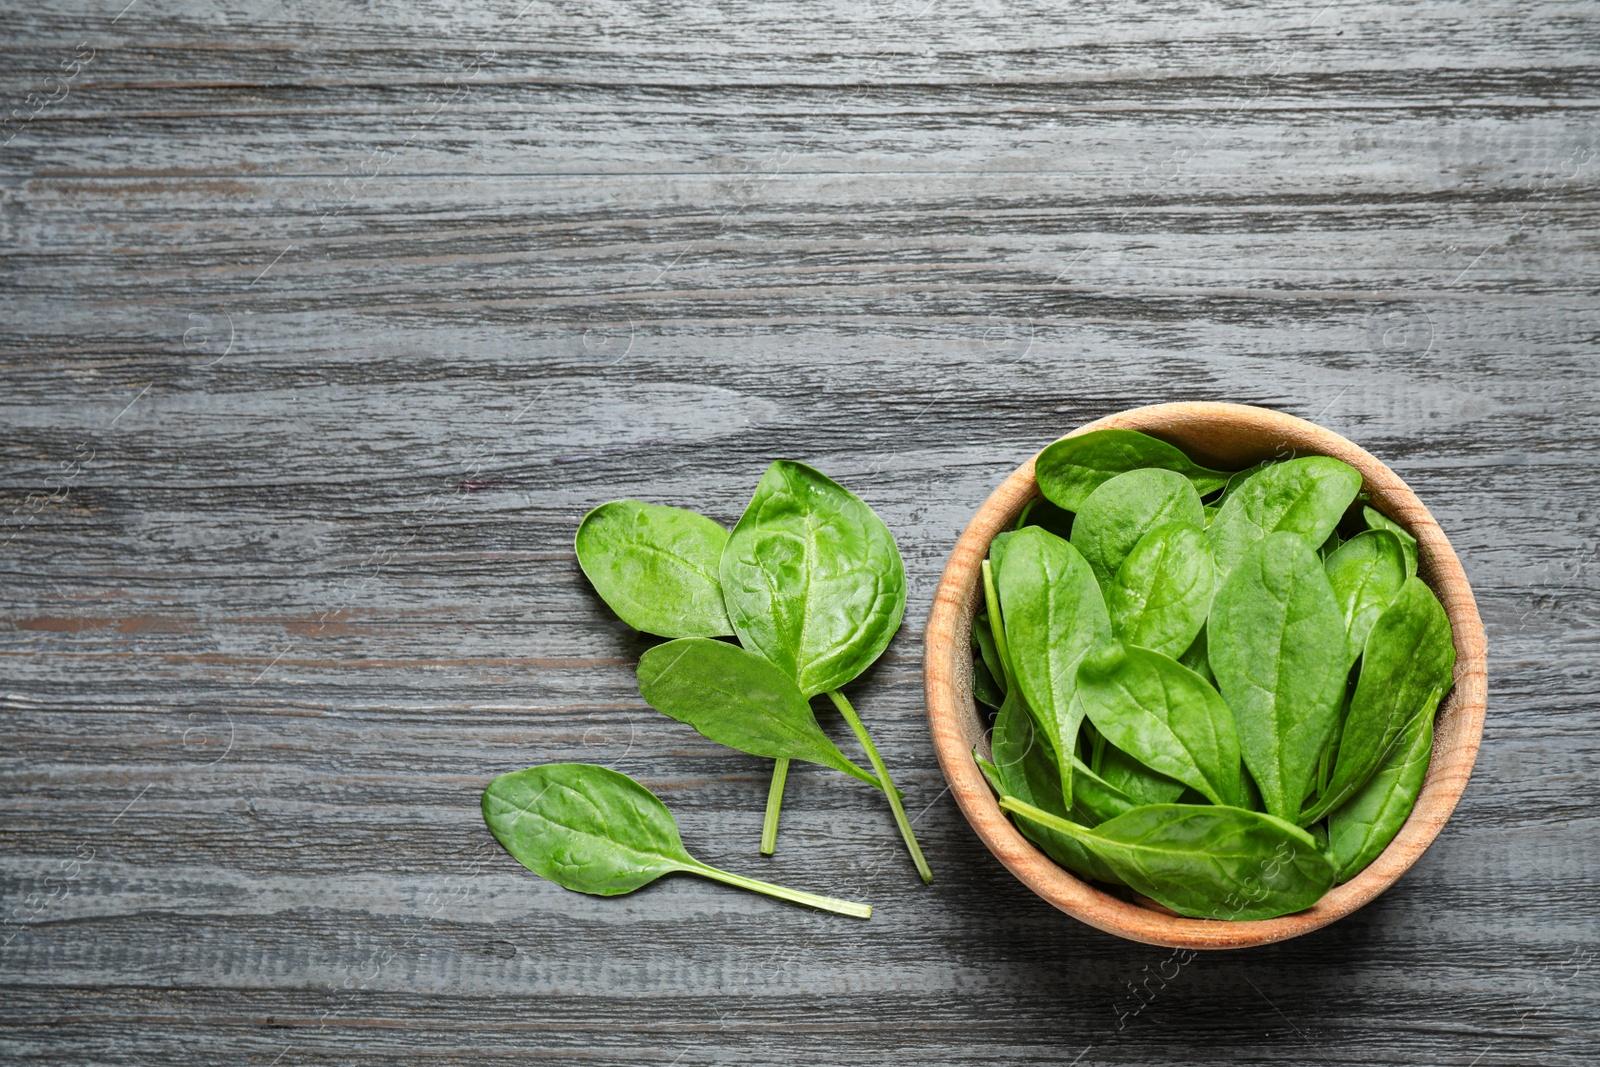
575;500;733;637
483;763;871;917
1207;457;1363;581
1105;520;1215;658
995;526;1112;796
1035;428;1229;511
1076;644;1244;807
1071;468;1206;589
719;461;906;697
999;799;1336;920
1306;577;1455;821
1327;691;1437;882
1209;531;1349;822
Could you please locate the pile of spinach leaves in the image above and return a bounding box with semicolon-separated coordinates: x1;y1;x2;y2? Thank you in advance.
975;429;1455;920
480;461;928;919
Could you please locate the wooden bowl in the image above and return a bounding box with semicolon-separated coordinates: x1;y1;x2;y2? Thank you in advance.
924;402;1487;950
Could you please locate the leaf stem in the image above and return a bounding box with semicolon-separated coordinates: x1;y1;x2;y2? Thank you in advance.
686;861;872;919
760;758;789;855
981;559;1014;690
827;689;934;884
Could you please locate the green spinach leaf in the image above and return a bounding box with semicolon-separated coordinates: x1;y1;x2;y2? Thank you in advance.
1076;644;1244;807
1035;428;1229;510
636;638;882;789
1305;577;1454;821
1327;691;1437;882
995;526;1112;796
483;763;871;917
1207;457;1363;581
1098;743;1188;807
719;461;906;697
575;500;733;637
1363;505;1419;578
1177;627;1216;687
999;799;1336;920
1209;531;1349;822
1324;529;1408;661
1106;520;1216;658
1071;468;1206;589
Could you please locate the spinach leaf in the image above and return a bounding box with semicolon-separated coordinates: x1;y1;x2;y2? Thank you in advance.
1327;690;1438;882
1016;496;1075;541
483;763;871;918
1076;644;1244;807
998;799;1336;920
575;500;733;638
1098;743;1188;807
1209;531;1349;822
1305;577;1455;821
1072;468;1206;589
1105;520;1216;658
1363;505;1419;578
973;614;1007;698
1324;529;1408;662
1035;428;1229;511
719;460;906;697
995;526;1112;796
1207;457;1363;581
972;654;1005;710
636;638;882;789
988;693;1124;885
988;529;1016;574
1069;754;1139;823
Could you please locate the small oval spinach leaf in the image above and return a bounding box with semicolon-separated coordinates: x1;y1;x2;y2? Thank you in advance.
575;500;733;637
1076;644;1244;807
1106;520;1216;658
1324;529;1408;662
1207;457;1363;581
1071;468;1206;589
1363;505;1419;578
483;763;871;917
1035;428;1229;511
999;799;1336;921
636;638;882;789
1209;531;1349;822
719;461;906;697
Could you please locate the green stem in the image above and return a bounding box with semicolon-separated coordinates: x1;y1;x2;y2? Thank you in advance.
981;559;1014;690
760;758;789;855
827;689;934;885
686;860;872;919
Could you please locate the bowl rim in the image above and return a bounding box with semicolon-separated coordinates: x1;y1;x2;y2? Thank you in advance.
922;401;1488;950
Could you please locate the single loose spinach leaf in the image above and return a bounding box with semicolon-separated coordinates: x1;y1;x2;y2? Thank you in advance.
575;500;733;638
1363;505;1419;578
1207;457;1363;581
1076;644;1244;807
1324;529;1408;661
989;694;1124;884
999;799;1336;920
482;763;871;918
1098;743;1188;807
1072;468;1206;590
1209;531;1349;822
995;526;1112;796
719;460;906;697
1327;691;1437;882
636;638;882;789
1106;521;1216;658
1306;577;1455;821
1035;428;1229;511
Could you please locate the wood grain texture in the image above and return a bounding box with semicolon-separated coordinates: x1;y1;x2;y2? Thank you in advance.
2;0;1598;1062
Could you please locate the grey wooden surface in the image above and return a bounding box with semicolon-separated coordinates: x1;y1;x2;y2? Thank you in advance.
2;0;1598;1063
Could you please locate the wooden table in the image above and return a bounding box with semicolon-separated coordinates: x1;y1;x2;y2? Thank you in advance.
3;2;1596;1063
